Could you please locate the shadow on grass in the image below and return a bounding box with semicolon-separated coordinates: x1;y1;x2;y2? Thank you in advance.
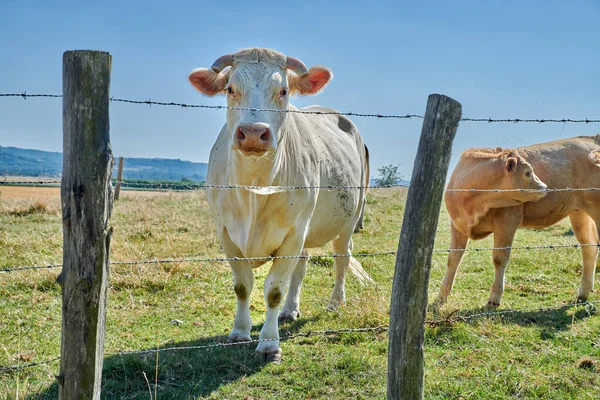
428;302;597;341
35;317;314;399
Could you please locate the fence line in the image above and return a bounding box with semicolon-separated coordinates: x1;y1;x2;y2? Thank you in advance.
117;181;409;190
0;357;61;372
2;92;599;123
3;243;598;274
3;300;597;373
4;179;600;194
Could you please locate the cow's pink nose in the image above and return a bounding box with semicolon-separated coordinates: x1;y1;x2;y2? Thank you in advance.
237;123;271;143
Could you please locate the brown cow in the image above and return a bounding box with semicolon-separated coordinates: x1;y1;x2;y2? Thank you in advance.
437;135;600;308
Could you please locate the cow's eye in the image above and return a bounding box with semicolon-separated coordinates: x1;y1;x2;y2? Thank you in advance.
525;171;532;178
226;86;234;95
280;88;288;97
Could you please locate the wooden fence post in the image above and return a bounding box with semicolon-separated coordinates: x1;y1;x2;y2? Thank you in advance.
59;50;113;400
114;157;124;200
387;94;462;399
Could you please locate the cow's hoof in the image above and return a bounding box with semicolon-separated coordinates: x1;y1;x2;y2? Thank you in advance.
430;298;445;310
428;299;445;316
576;295;589;304
278;309;300;322
326;298;345;312
485;300;500;310
255;348;282;364
227;331;252;344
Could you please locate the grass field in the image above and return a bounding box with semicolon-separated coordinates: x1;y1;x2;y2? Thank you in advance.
0;186;599;399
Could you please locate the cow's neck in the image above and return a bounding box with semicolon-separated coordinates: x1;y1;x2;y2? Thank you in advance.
227;149;279;187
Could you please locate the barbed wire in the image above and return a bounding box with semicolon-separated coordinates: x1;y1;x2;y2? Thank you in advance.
2;263;62;273
2;93;599;123
0;356;60;372
435;243;600;253
0;179;61;185
445;187;600;193
0;252;398;273
115;181;409;190
0;93;62;100
425;300;598;327
0;326;388;372
3;300;597;372
116;325;389;356
4;179;600;194
3;243;599;274
460;117;600;123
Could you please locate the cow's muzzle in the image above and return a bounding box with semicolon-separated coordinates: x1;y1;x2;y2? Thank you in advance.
234;123;273;155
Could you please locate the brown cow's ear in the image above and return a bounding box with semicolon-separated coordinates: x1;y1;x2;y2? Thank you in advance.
589;149;600;165
189;68;228;96
505;157;518;174
290;66;332;95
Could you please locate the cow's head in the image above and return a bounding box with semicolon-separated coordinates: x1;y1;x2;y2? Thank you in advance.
189;48;332;157
499;150;547;202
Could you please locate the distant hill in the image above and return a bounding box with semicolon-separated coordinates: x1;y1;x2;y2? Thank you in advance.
0;146;208;182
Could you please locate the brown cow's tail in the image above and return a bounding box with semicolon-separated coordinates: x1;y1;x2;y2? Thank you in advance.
348;256;374;285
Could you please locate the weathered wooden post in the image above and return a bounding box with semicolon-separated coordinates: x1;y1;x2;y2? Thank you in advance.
114;157;124;200
59;50;113;399
387;94;461;399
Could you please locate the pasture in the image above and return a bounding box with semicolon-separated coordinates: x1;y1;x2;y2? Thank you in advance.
1;186;599;399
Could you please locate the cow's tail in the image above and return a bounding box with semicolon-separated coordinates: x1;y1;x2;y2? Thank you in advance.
353;144;370;233
348;256;374;285
364;144;370;196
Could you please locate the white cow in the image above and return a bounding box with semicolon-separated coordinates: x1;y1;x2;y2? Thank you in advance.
188;48;372;362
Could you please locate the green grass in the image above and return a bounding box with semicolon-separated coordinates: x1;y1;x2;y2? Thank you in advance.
0;188;599;399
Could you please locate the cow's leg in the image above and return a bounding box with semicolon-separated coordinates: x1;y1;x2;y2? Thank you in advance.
436;223;469;306
488;209;521;308
220;231;254;343
228;261;254;343
256;243;302;363
353;198;366;233
570;211;599;302
279;249;308;322
328;232;354;310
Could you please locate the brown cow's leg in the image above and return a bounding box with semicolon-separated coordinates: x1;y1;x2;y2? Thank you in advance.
570;211;599;302
279;249;309;322
487;209;521;308
436;223;468;305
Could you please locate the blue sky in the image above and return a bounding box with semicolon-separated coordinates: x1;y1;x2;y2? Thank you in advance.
1;0;599;179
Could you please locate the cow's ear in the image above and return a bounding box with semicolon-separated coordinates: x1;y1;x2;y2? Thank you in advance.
290;66;332;95
505;157;518;174
189;68;228;96
589;149;600;165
